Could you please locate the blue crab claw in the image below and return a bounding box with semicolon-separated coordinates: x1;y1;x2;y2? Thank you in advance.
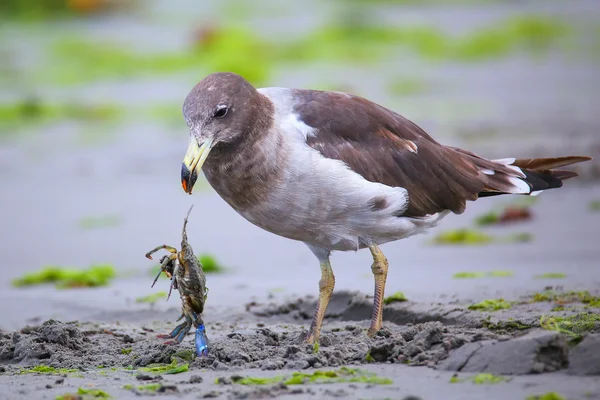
195;324;210;356
158;315;193;344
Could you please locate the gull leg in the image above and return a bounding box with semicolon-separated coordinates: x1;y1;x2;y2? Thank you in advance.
367;244;389;337
304;244;334;345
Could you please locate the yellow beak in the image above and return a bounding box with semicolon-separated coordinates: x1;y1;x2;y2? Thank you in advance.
181;137;214;194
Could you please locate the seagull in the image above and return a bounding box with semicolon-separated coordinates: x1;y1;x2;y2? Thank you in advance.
179;72;591;345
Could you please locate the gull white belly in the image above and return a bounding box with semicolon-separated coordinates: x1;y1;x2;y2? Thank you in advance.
238;139;448;251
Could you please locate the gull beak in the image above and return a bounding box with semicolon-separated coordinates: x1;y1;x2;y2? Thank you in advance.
181;137;214;194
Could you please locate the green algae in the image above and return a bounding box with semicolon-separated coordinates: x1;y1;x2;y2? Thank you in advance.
534;273;566;279
474;208;531;227
450;373;507;384
313;342;320;354
0;0;129;21
589;200;600;211
540;312;600;339
451;16;569;61
488;270;514;277
172;349;196;363
454;272;486;279
288;15;569;63
44;38;195;84
191;26;275;86
29;15;571;88
482;317;531;332
20;365;78;375
122;383;161;392
0;99;120;121
526;393;566;400
432;229;493;245
474;196;537;226
12;264;116;288
197;254;225;273
468;299;512;312
120;348;132;355
42;26;275;86
56;388;111;400
78;215;122;230
383;291;408;304
138;359;188;375
231;367;392;386
453;270;513;279
432;229;532;246
1;0;72;20
530;290;600;306
472;373;507;384
135;292;167;305
76;388;110;398
0;99;123;135
474;211;501;226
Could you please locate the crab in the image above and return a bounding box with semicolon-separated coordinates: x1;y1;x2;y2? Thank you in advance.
145;205;209;356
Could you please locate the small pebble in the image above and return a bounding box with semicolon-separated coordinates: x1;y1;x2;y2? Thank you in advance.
135;374;154;381
54;378;64;385
214;362;229;371
157;384;178;393
216;377;232;385
45;384;52;389
202;391;221;398
189;375;203;384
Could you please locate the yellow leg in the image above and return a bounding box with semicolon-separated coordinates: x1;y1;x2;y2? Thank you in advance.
305;258;335;345
367;244;389;337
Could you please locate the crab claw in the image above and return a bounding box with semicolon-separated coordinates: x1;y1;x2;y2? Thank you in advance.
195;324;210;356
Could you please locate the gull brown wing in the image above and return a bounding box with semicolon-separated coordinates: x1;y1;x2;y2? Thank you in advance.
293;90;591;218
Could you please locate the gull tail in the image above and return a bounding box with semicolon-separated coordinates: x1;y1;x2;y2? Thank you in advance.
478;156;592;198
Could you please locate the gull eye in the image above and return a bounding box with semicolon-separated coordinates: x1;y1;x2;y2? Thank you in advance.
214;104;228;119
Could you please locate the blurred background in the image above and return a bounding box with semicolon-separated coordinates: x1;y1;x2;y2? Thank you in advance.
1;0;599;331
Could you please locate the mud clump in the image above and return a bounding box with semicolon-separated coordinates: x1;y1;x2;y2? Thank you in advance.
192;322;499;371
1;320;88;363
0;319;177;371
439;330;570;374
247;290;480;327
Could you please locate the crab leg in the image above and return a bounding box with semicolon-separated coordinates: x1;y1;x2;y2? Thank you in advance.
158;314;193;344
145;245;178;260
195;323;209;356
